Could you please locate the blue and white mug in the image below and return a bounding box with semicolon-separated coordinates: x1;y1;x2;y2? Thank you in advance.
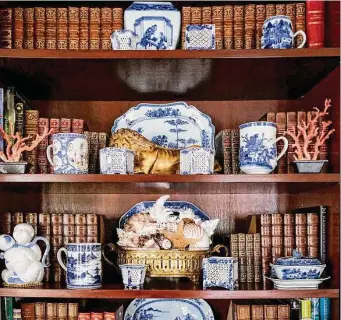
239;122;288;174
57;243;102;289
261;15;306;49
47;133;88;174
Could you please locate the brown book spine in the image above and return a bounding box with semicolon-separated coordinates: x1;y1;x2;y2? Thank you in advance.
275;112;287;174
231;129;240;174
34;7;46;49
46;302;57;320
253;233;262;283
63;213;75;245
318;112;330;172
60;118;72;133
283;213;295;257
89;132;99;173
296;2;306;48
90;8;100;50
307;211;319;258
234;5;244;49
71;118;84;133
230;233;239;259
25;212;38;234
271;213;284;263
234;303;251;320
251;304;264;320
48;118;60;173
38;118;49;174
68;302;79;320
238;233;247;283
190;7;201;24
0;212;12;234
244;4;255;49
12;212;24;231
212;6;223;50
286;4;296;46
286;112;297;173
101;7;112;50
277;304;290;320
0;8;12;49
264;305;277;319
223;129;232;174
75;213;87;243
24;8;34;49
266;112;276;123
307;111;318;158
181;7;191;49
35;302;46;320
246;233;254;282
223;5;233;49
265;4;276;19
51;213;63;282
276;4;286;16
57;8;68;50
24;110;39;174
297;111;307;164
255;5;265;49
261;214;271;278
78;314;91;320
21;303;35;320
103;312;116;320
57;303;68;320
46;8;57;50
39;212;51;281
80;7;89;50
68;7;80;50
112;8;123;32
91;313;104;320
84;131;91;168
202;7;212;24
295;213;308;256
14;8;24;49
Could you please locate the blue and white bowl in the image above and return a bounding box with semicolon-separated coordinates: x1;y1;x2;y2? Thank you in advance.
270;263;326;280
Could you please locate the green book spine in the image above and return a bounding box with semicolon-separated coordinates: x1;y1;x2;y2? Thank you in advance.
4;297;14;320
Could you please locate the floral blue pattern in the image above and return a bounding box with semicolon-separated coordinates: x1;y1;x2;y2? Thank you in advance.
127;2;177;11
145;107;181;118
280;268;321;280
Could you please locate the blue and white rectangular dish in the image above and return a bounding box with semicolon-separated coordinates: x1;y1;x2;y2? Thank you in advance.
185;24;215;50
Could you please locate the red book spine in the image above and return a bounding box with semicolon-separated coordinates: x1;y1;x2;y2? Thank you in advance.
306;0;325;48
326;1;340;47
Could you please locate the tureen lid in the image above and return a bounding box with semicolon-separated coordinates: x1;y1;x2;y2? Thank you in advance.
275;250;322;266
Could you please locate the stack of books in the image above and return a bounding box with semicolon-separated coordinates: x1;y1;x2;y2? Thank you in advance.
84;131;108;174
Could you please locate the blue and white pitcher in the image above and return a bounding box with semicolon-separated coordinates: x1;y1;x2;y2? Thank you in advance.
239;122;288;174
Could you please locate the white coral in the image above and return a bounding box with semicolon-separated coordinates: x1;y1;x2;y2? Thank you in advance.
148;195;174;223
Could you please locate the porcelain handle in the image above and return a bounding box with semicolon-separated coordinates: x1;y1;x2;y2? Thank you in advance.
46;145;54;167
293;30;307;49
30;236;50;267
57;247;68;271
209;244;229;257
276;136;289;161
102;243;120;272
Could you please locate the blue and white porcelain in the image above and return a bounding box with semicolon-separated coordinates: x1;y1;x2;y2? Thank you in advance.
112;102;215;150
202;257;238;290
46;133;88;174
261;15;306;49
124;2;180;50
57;243;102;289
185;24;215;50
266;276;330;290
120;264;147;289
111;29;139;50
124;299;215;320
100;147;134;174
180;147;214;175
239;122;288;174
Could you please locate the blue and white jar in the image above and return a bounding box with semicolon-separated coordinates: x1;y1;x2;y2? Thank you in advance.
202;257;238;290
57;243;102;289
124;2;180;50
239;122;288;174
100;147;134;174
46;133;88;174
119;264;147;289
180;147;214;175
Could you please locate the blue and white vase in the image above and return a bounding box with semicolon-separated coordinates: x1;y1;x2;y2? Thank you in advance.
57;243;102;289
185;24;215;50
239;122;288;174
100;147;134;174
124;2;180;50
119;264;147;289
46;133;88;174
180;147;214;175
261;15;306;49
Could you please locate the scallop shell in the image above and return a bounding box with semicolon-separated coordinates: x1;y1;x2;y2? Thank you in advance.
183;223;205;239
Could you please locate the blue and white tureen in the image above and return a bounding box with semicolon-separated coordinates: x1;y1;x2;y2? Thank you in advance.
124;2;181;50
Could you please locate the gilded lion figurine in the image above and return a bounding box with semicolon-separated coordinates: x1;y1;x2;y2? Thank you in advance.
110;128;221;174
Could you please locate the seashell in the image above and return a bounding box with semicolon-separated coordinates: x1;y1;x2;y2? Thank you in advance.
124;212;156;233
199;219;219;237
117;229;139;248
183;223;205;239
148;195;174;223
189;234;210;250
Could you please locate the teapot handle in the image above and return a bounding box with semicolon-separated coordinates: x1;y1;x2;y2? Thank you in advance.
29;236;51;267
209;244;229;257
102;243;120;273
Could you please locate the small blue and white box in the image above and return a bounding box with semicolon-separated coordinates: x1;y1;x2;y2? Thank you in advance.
120;264;147;289
203;257;238;290
180;147;214;175
185;24;215;50
100;147;134;174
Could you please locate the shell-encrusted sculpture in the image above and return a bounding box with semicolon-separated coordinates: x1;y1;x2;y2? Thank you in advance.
124;213;156;234
183;223;205;239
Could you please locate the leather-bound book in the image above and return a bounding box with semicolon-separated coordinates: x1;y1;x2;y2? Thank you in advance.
307;0;325;48
78;313;91;320
202;6;212;24
264;305;277;319
285;4;296;44
275;112;287;174
286;112;297;173
38;117;49;174
84;131;91;168
223;5;233;49
100;7;112;50
246;233;254;282
230;233;239;260
68;302;79;320
34;7;46;49
46;8;57;50
91;313;104;320
71;118;84;133
238;233;247;283
251;304;264;320
60;118;71;133
275;4;286;16
21;303;35;320
75;213;87;243
181;6;191;49
48;118;60;173
0;212;11;234
255;5;265;49
39;212;51;281
25;212;38;235
87;213;98;243
260;214;271;277
326;1;340;47
103;312;116;320
112;7;123;31
307;211;319;258
231;129;240;174
295;213;308;256
244;4;255;49
190;7;201;24
318;111;330;172
265;4;275;19
80;7;89;50
233;302;251;320
296;3;306;47
15;102;24;137
271;213;284;264
46;302;57;320
24;8;34;49
215;129;232;174
277;304;290;320
0;8;12;48
253;233;262;283
51;213;63;282
57;8;68;50
233;5;244;49
89;132;99;173
212;6;223;50
12;212;24;231
283;213;295;257
35;302;46;320
68;7;80;50
57;303;68;320
89;8;101;50
24;110;39;174
13;7;24;49
63;213;75;245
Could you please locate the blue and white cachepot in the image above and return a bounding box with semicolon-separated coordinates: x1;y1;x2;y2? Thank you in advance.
47;133;88;174
119;264;147;289
57;243;102;289
202;257;238;290
100;147;134;174
110;29;139;50
124;2;180;50
261;15;306;49
239;122;288;174
180;147;214;175
185;24;216;50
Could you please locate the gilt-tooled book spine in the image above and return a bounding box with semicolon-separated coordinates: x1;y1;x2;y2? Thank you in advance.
68;302;79;320
307;211;319;258
48;118;60;173
12;211;24;231
14;7;24;49
265;4;275;19
89;132;99;173
24;8;34;49
212;6;223;50
71;118;84;133
283;213;295;257
46;302;57;320
181;6;191;49
275;112;287;174
21;303;35;320
271;213;284;264
277;304;290;320
318;112;330;172
230;233;239;260
60;117;71;133
15;102;24;137
80;7;89;50
202;6;212;24
223;5;233;49
101;7;112;50
4;87;15;135
0;211;11;234
190;7;201;24
264;305;277;319
78;313;91;320
4;296;14;320
103;312;116;320
255;5;265;49
91;312;104;320
326;1;340;47
57;303;68;320
87;213;99;243
112;8;123;32
275;4;286;16
233;5;244;50
319;206;327;264
0;8;12;48
286;4;296;46
231;129;240;174
234;302;251;320
25;212;38;235
75;213;87;243
34;7;46;49
261;214;271;277
251;304;264;320
296;2;306;48
46;8;57;50
295;213;308;256
68;7;80;50
39;212;51;281
246;233;254;282
38;118;49;174
244;4;255;49
306;0;325;48
238;233;247;283
63;213;75;245
223;129;232;174
35;302;46;320
51;213;63;282
253;233;262;283
286;112;297;173
89;8;101;50
24;110;39;174
57;8;68;50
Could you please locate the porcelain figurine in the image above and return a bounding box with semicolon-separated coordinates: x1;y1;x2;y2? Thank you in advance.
180;147;214;175
110;29;139;50
0;223;50;285
100;147;134;174
124;2;180;50
185;24;215;50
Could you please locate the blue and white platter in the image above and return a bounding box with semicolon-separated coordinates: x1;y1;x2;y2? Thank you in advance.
266;277;330;290
124;299;215;320
112;102;215;150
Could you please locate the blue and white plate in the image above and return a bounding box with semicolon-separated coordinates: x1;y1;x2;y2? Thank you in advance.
111;102;215;150
119;201;210;228
266;277;330;290
124;299;215;320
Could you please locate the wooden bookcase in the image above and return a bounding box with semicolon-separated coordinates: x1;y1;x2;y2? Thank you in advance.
0;9;339;320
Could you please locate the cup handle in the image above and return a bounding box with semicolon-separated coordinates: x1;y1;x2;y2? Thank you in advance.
293;30;307;49
46;145;54;167
276;136;289;161
57;247;68;271
102;243;120;272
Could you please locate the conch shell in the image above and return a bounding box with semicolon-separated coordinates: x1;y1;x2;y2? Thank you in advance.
183;223;205;239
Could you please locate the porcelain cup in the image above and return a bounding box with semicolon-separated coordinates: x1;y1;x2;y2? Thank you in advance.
239;122;288;174
261;15;306;49
57;243;102;289
119;264;147;289
46;133;88;174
